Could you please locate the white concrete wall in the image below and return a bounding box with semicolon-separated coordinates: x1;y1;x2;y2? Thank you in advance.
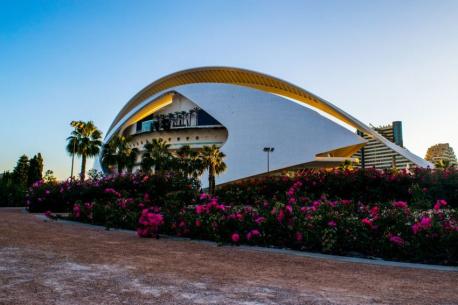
173;83;366;185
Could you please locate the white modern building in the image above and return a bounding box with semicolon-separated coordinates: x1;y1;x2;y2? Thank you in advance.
99;67;433;184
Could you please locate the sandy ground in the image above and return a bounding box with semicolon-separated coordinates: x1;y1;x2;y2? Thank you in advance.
0;208;457;305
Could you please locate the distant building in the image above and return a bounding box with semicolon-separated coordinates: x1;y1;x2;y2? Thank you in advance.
425;143;457;166
352;121;423;169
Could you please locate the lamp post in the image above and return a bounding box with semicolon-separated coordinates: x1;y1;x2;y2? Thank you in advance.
263;147;274;172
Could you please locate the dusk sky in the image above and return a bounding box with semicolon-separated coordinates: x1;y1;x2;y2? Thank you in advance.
1;0;457;179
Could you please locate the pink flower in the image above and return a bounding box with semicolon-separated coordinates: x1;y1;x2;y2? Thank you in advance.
195;205;205;214
251;229;260;237
295;232;303;242
412;223;421;234
393;201;408;209
254;216;266;224
327;220;337;228
340;200;352;205
370;206;379;218
420;216;432;227
437;199;447;206
388;234;405;247
434;199;447;210
285;205;293;214
137;209;164;238
412;216;433;234
246;229;261;240
231;233;240;243
195;219;201;227
276;210;285;222
199;193;210;200
361;218;373;228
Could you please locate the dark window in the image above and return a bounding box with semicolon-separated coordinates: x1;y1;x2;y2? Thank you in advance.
197;109;221;126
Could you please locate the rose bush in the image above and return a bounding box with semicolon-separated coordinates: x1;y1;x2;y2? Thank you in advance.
216;168;458;209
26;173;199;213
27;168;458;265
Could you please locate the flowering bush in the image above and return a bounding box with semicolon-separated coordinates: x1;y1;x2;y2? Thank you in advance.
26;173;199;213
216;168;458;209
179;192;457;264
137;208;164;238
27;169;458;265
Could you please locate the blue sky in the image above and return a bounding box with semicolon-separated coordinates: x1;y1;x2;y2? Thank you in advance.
1;0;457;179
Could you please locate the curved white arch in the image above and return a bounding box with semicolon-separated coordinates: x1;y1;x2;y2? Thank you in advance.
104;66;433;171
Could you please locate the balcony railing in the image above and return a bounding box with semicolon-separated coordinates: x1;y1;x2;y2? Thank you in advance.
134;108;223;135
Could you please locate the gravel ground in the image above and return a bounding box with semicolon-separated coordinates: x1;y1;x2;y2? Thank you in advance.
0;208;457;305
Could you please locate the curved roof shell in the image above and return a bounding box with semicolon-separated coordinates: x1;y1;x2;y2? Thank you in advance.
104;66;433;174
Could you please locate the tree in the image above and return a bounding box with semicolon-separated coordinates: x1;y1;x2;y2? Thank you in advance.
66;121;102;181
43;170;57;183
101;135;139;174
87;169;104;180
199;145;226;194
101;141;117;174
125;147;139;173
13;155;29;188
176;145;204;178
141;138;172;174
0;171;13;206
28;153;44;185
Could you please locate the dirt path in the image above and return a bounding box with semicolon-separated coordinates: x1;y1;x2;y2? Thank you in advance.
0;208;457;305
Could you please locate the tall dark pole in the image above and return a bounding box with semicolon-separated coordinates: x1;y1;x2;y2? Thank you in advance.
267;150;270;172
263;147;274;173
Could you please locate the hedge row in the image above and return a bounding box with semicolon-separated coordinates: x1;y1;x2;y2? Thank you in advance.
27;170;458;265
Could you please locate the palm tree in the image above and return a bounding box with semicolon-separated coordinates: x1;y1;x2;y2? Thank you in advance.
102;135;139;174
199;145;226;194
180;111;188;126
101;141;117;174
66;121;102;181
176;145;204;178
191;107;200;126
141;138;172;174
125;147;139;173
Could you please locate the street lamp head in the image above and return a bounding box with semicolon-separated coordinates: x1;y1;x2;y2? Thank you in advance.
263;147;274;152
